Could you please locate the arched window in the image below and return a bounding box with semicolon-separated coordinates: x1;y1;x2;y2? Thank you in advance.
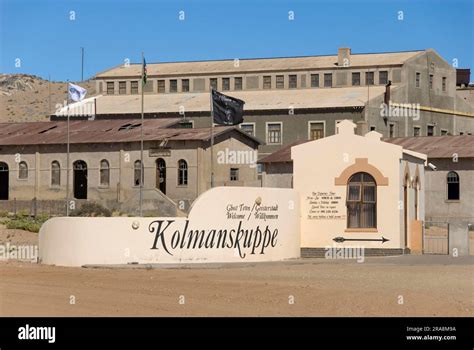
347;172;376;228
447;171;460;200
178;160;188;186
18;161;28;179
100;159;110;187
134;160;143;186
51;161;60;186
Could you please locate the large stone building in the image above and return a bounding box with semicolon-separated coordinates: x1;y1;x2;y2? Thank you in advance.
0;119;260;215
55;47;474;161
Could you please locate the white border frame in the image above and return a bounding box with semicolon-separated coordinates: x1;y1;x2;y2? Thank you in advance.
265;121;283;145
240;122;256;137
307;120;326;140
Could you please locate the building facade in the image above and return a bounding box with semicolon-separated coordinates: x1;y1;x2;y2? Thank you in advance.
65;47;474;161
386;135;474;224
292;120;426;254
0;119;260;215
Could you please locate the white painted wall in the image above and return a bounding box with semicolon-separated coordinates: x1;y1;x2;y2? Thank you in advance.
39;187;300;266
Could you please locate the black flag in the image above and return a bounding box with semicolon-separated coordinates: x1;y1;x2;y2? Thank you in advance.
211;89;245;125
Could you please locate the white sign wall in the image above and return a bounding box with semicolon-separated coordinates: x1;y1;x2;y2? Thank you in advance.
39;187;300;266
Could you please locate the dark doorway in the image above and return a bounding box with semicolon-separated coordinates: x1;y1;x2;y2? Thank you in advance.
73;160;88;199
156;158;166;194
0;162;9;200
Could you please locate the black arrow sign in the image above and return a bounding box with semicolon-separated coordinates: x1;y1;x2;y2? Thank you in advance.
333;236;389;244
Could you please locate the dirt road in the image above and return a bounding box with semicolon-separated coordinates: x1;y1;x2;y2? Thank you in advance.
0;256;472;317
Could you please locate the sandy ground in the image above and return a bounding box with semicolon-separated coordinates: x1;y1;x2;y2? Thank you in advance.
1;225;472;317
1;256;473;317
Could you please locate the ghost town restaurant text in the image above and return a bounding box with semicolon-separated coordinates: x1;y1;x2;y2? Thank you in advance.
149;220;279;259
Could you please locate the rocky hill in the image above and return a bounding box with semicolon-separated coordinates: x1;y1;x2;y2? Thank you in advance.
0;74;96;122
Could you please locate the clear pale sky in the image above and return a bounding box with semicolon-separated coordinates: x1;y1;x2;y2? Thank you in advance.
0;0;473;81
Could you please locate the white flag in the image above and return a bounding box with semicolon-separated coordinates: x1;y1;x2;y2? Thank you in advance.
68;83;87;102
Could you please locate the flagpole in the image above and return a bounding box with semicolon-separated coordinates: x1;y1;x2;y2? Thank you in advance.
209;87;215;188
66;81;70;216
139;52;144;217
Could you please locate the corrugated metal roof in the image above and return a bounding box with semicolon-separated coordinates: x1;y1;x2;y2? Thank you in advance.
95;51;422;78
55;86;386;116
0;119;259;146
385;135;474;158
258;140;309;163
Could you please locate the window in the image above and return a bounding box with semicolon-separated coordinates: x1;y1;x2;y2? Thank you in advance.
365;71;374;85
447;171;460;200
415;72;421;88
427;125;434;136
267;123;282;144
134;160;143;186
107;82;115;95
230;168;239;181
389;123;395;138
18;161;28;179
234;77;242;90
379;71;388;85
51;161;60;186
100;159;110;187
310;74;319;88
178;160;188;186
131;81;139;94
289;75;297;89
240;123;255;136
178;120;193;128
210;78;218;90
441;129;448;136
158;80;165;93
442;77;447;92
324;73;332;87
429;74;433;89
370;126;376;131
119;81;126;94
263;76;272;89
352;72;360;86
309;122;324;140
276;75;284;89
347;172;376;229
222;78;230;91
182;79;190;92
413;126;421;137
170;80;178;93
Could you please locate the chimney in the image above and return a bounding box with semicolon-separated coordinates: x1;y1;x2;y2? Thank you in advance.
338;47;351;67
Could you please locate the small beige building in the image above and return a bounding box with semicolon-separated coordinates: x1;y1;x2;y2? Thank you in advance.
0;119;260;215
288;120;427;254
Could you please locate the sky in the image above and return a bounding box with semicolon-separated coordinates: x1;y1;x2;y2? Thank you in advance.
0;0;473;82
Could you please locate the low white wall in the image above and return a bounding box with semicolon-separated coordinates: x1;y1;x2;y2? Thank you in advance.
39;187;300;266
